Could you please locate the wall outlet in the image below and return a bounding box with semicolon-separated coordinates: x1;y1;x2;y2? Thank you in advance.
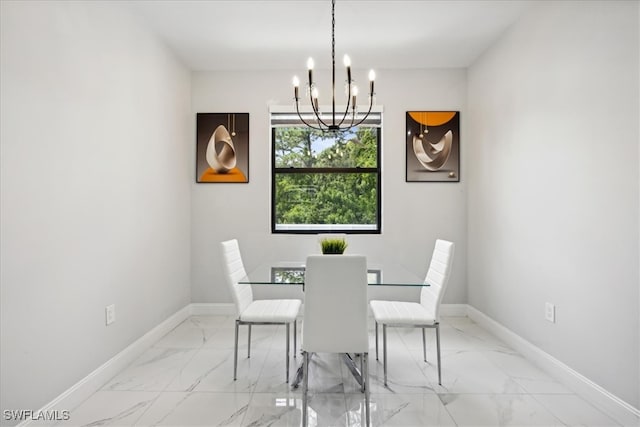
105;304;116;325
544;302;555;323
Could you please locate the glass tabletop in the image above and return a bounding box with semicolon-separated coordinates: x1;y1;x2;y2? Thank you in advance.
239;261;428;287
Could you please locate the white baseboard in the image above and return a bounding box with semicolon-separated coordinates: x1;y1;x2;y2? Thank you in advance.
466;304;640;425
18;305;192;427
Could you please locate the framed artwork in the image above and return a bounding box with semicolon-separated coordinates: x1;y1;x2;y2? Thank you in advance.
406;111;459;182
196;113;249;183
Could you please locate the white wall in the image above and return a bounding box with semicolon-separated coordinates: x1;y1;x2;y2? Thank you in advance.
468;0;639;408
0;0;191;418
191;69;467;305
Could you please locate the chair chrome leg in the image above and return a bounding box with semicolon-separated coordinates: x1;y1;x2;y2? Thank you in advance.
436;323;442;385
375;322;379;361
302;351;309;427
422;327;427;362
247;324;252;358
286;323;290;383
383;324;388;386
293;319;297;358
233;319;239;380
363;353;370;427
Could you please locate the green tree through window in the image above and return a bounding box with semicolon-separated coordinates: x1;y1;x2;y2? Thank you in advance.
272;124;381;233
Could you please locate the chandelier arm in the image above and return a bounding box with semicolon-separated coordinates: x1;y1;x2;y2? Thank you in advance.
334;102;354;129
334;79;353;128
348;95;375;128
295;100;325;131
348;108;357;129
306;80;331;130
309;99;331;130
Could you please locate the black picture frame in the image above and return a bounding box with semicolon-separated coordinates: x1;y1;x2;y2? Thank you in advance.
406;111;460;182
196;113;249;183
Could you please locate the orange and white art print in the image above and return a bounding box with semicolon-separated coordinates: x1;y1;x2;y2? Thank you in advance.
196;113;249;183
406;111;459;182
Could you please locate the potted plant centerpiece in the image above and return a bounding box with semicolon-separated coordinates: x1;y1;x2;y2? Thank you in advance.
319;236;348;254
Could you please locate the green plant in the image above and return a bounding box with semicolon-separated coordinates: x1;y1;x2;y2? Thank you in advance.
320;237;348;254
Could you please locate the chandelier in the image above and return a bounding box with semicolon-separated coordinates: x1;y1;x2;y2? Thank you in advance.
292;0;376;132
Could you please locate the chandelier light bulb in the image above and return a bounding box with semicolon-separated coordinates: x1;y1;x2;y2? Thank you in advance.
352;85;359;96
368;69;376;95
312;87;319;99
344;54;352;83
307;58;315;87
293;75;300;99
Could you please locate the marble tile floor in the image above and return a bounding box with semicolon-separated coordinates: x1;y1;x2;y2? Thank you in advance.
53;315;637;427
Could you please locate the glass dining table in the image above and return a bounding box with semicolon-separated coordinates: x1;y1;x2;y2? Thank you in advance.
239;259;429;388
238;260;428;287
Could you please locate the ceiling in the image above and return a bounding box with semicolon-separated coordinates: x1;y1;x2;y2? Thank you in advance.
125;0;534;71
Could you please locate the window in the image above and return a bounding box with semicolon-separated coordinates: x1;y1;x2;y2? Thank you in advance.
271;110;382;234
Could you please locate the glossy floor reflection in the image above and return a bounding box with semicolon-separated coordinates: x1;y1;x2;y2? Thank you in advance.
55;315;635;426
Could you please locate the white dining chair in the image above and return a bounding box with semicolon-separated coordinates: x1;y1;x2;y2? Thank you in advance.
220;239;301;383
302;255;370;427
370;239;454;386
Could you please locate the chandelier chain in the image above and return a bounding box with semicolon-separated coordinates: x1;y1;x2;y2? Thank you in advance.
331;0;336;126
332;0;336;68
